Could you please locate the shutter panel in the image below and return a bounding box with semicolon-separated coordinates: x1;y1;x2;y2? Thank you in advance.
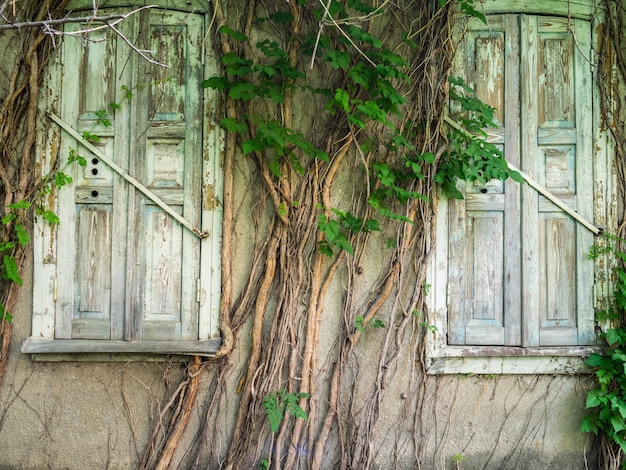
56;23;132;340
132;11;204;341
521;16;594;346
448;15;521;346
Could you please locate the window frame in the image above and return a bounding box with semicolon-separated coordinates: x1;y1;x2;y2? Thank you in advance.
425;2;614;374
23;1;223;358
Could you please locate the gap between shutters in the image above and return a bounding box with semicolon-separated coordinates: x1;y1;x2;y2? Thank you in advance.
443;115;603;236
49;112;210;239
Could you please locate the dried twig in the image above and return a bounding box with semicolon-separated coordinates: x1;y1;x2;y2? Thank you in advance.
0;5;155;31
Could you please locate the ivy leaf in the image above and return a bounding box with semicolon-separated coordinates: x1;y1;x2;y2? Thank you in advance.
14;224;29;247
611;415;626;434
365;219;381;232
268;158;282;178
39;210;60;225
229;82;258;100
318;241;333;257
219;26;248;42
334;88;350;113
262;393;283;433
586;392;602;409
3;255;22;285
458;0;487;24
219;118;248;133
254;64;277;78
355;315;365;333
348;62;371;87
7;200;30;211
421;152;435;164
265;11;294;24
580;414;599;434
242;138;266;156
326;50;351;70
202;76;229;90
448;75;475;94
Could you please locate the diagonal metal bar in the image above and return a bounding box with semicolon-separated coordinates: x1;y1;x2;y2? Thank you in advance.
49;113;209;239
444;115;602;236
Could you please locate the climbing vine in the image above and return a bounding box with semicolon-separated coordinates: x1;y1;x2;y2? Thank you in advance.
178;1;502;469
582;1;626;469
0;0;70;383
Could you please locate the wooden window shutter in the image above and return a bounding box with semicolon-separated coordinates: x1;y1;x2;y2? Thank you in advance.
54;10;208;343
448;14;595;347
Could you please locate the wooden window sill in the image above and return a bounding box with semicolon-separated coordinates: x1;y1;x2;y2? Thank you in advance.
426;345;599;375
21;337;221;361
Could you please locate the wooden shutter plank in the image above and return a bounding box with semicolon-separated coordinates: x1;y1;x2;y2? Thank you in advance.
502;14;522;346
448;15;520;346
572;17;595;345
32;40;63;340
521;14;541;347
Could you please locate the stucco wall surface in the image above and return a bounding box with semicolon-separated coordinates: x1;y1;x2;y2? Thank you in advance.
0;303;597;469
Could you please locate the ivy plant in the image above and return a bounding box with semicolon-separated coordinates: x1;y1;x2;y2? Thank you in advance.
262;390;311;433
582;233;626;465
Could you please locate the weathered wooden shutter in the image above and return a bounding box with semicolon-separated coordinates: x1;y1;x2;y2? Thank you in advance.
448;14;594;347
55;9;206;342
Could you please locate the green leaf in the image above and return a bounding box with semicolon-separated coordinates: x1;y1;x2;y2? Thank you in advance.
220;118;248;133
202;76;229;90
265;11;294;24
268;158;282;178
229;82;259;100
3;255;22;285
334;88;351;113
586;392;602;409
7;200;30;211
348;62;371;88
242;138;266;156
256;40;288;59
612;415;626;433
14;224;29;247
458;0;487;24
581;414;599;434
364;219;381;232
318;241;333;257
326;50;351;70
606;329;622;346
39;210;60;225
219;26;248;42
54;171;73;187
347;25;383;48
262;393;283;433
0;303;12;323
355;315;365;333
